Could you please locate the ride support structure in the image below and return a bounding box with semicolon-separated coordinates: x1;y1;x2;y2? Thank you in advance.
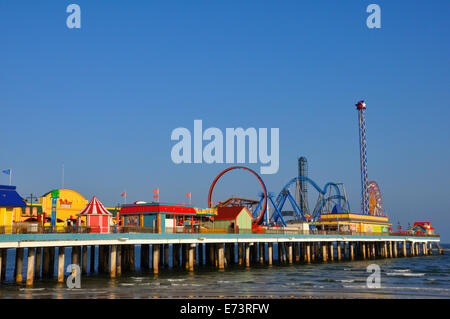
356;100;369;215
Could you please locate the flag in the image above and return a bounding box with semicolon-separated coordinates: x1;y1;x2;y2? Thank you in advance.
153;194;159;199
121;192;126;197
2;169;11;175
153;188;159;194
185;193;191;198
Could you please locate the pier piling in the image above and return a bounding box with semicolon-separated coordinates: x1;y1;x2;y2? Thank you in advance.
57;247;65;283
110;245;117;278
15;248;24;283
26;248;35;286
35;248;41;279
268;243;273;266
153;244;160;274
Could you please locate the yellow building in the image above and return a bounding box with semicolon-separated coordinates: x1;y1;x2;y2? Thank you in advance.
40;189;89;221
314;213;392;233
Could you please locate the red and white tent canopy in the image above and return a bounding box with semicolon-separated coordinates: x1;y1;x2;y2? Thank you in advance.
78;196;111;216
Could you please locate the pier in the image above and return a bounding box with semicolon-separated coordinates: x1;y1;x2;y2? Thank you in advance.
0;232;440;286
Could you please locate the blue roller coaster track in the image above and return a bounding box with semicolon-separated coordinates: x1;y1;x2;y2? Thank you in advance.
253;176;350;227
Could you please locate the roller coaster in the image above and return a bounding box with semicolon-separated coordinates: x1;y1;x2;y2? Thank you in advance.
208;162;351;228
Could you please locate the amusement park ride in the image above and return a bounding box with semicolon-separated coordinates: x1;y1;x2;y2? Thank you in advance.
207;100;385;230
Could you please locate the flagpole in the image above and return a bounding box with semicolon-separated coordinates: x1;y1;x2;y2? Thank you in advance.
10;168;12;186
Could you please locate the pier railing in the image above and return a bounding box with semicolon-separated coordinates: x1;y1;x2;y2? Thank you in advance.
0;224;440;238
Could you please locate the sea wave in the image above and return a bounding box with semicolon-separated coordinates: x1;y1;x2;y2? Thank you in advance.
386;272;425;277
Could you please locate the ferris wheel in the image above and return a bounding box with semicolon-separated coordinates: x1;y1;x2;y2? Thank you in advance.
368;181;383;216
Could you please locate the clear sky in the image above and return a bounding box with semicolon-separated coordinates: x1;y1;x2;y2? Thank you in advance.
1;1;449;241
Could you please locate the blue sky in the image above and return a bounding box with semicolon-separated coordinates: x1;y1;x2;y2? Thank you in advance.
0;1;449;240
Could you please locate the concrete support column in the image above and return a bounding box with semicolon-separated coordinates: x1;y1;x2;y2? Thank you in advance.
337;242;342;261
98;246;104;273
208;244;215;267
128;245;134;272
393;242;398;257
343;242;347;259
314;242;319;261
225;244;231;267
245;244;250;268
294;243;300;262
42;247;50;278
238;243;243;266
389;241;393;258
110;245;117;278
164;244;170;268
218;243;225;270
322;243;327;262
116;245;122;276
49;247;55;278
350;243;354;261
252;243;258;264
277;243;282;263
306;243;311;264
361;242;366;259
0;249;3;283
268;243;273;266
288;242;293;264
26;248;35;286
153;244;160;274
57;247;65;283
82;246;87;274
329;243;334;261
198;244;204;267
90;246;96;273
173;244;180;268
14;248;23;283
259;243;265;264
141;244;149;270
35;248;41;279
182;244;188;270
189;244;195;272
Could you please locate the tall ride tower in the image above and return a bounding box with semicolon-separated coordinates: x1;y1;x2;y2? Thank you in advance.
298;156;308;214
356;100;369;215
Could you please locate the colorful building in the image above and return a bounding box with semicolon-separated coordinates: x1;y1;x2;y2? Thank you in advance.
77;196;113;233
214;207;253;233
314;212;391;233
119;202;217;233
12;188;119;225
0;185;26;231
411;222;435;235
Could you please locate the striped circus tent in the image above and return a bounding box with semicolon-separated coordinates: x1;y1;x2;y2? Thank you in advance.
77;196;112;233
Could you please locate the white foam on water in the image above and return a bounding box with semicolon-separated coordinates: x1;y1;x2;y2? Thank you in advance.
167;278;186;282
19;288;46;291
339;279;355;283
386;272;425;277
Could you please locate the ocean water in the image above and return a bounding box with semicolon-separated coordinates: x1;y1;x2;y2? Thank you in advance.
0;243;449;299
